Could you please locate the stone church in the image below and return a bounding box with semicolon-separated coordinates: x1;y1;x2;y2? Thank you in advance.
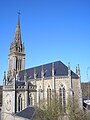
2;15;82;120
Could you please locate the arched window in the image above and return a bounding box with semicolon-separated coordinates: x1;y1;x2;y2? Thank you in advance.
17;59;19;70
16;57;17;71
16;58;22;71
47;85;51;106
59;85;66;112
18;94;22;111
18;59;20;70
29;93;33;106
20;59;22;70
38;86;43;108
16;44;18;51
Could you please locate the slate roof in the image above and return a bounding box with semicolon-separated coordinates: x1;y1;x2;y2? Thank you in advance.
16;81;25;86
15;106;36;120
18;61;78;81
16;80;35;86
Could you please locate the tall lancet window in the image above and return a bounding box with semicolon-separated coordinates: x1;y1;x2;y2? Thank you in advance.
17;58;21;71
18;94;22;111
20;58;22;70
17;58;19;71
59;84;66;112
29;93;33;106
19;59;20;70
38;86;43;108
16;57;17;71
47;85;51;106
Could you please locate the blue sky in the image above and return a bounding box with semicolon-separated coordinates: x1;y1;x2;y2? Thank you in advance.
0;0;90;84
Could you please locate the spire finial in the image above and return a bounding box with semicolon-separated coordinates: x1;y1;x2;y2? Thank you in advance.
13;11;21;44
68;62;71;76
77;64;80;76
3;71;6;81
17;11;21;26
18;11;20;15
76;66;78;74
68;62;70;70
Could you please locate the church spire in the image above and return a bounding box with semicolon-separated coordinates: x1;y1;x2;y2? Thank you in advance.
8;14;25;75
14;12;21;44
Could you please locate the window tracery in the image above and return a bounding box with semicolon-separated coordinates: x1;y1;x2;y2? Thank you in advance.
59;84;66;112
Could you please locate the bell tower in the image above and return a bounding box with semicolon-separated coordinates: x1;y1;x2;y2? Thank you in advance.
2;14;26;120
8;13;25;76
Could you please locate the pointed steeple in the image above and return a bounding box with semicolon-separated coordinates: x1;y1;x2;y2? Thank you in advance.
14;12;21;44
8;14;25;76
10;13;25;54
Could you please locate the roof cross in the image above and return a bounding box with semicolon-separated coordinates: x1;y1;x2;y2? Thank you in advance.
17;11;21;16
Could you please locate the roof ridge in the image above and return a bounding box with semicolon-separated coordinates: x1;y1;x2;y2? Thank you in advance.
18;60;79;79
21;60;61;71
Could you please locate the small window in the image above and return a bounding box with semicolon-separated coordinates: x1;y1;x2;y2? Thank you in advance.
18;94;22;111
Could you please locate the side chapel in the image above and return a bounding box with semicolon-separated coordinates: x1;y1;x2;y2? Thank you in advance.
2;15;83;120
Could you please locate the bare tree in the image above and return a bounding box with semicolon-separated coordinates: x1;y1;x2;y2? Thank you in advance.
35;94;90;120
67;95;90;120
35;94;67;120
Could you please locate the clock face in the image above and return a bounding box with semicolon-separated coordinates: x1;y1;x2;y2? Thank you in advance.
5;94;11;111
